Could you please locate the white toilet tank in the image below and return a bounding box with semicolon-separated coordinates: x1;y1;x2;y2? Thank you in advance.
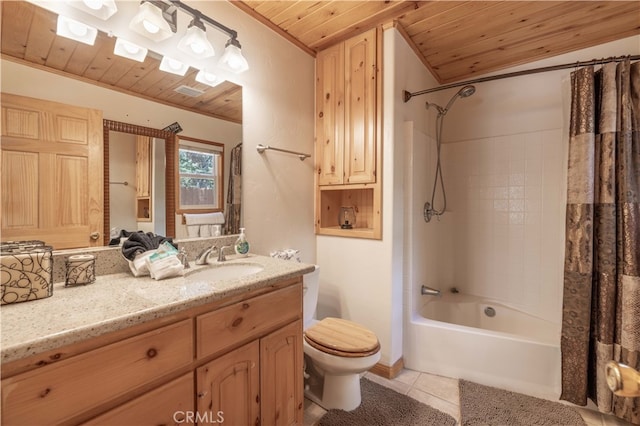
303;265;320;329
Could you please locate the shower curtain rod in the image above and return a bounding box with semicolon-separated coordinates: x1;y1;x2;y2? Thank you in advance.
403;54;640;102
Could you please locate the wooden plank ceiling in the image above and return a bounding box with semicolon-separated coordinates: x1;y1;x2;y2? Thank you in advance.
234;0;640;83
2;1;638;120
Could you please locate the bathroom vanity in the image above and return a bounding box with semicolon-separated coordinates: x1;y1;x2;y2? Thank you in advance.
1;255;314;425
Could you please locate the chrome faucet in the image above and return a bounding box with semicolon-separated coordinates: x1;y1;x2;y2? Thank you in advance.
215;245;231;262
195;245;231;265
421;285;441;297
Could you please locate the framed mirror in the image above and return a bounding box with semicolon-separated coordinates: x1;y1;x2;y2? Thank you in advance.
103;120;176;245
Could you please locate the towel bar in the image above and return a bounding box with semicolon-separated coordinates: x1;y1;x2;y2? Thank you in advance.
256;144;310;161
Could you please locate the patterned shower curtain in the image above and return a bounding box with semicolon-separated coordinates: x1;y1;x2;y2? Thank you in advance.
224;143;242;235
561;59;639;424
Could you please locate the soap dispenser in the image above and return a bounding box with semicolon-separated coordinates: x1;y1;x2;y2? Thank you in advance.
235;228;249;256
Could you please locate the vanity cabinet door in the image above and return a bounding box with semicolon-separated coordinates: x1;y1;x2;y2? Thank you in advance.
196;341;260;426
84;373;194;426
260;319;304;426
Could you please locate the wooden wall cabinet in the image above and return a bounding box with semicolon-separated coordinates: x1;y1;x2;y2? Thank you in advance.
315;28;382;239
1;279;303;426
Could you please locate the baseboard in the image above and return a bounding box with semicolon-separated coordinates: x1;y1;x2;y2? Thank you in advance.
369;357;404;379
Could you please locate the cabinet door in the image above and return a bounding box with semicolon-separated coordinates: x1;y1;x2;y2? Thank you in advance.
316;42;345;185
1;93;103;248
260;320;303;426
136;135;151;198
197;341;259;426
344;28;377;184
84;373;194;426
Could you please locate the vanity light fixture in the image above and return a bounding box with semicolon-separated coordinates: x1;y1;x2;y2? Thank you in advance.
159;56;189;76
195;69;223;88
129;1;176;42
218;37;249;74
56;15;98;45
171;0;250;74
68;0;117;20
113;38;148;62
178;16;215;58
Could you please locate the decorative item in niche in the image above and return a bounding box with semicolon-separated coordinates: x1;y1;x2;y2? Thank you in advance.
339;207;356;229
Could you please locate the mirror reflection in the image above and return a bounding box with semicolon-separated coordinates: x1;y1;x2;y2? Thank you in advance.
0;1;243;250
104;120;177;245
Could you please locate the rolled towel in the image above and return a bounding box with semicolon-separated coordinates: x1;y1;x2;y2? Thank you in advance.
122;232;176;261
184;212;225;225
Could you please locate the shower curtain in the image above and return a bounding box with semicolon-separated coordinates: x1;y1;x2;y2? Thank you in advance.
224;143;242;235
561;59;639;424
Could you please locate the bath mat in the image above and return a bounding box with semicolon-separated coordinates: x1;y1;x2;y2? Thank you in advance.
318;377;456;426
459;379;586;426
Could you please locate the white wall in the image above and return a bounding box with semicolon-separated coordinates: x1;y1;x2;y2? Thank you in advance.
109;132;137;233
1;1;316;261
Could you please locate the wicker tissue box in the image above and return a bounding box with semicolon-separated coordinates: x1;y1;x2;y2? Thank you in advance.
1;241;53;305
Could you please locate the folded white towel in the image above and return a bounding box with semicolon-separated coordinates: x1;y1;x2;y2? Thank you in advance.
184;212;225;226
127;250;157;277
146;255;184;280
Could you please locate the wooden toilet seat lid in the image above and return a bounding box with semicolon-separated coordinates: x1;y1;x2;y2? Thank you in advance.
304;317;380;357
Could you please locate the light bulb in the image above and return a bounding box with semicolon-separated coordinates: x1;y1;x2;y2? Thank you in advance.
82;0;103;10
190;42;205;55
142;19;160;34
122;41;140;55
68;21;89;37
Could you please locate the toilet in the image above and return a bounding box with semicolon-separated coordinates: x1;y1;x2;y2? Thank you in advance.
303;266;381;411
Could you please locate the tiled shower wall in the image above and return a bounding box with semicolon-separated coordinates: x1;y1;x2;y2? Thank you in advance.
443;129;567;322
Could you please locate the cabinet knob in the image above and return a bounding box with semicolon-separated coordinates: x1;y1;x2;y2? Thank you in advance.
90;232;100;241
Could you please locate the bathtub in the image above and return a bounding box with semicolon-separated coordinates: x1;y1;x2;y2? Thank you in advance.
404;292;562;399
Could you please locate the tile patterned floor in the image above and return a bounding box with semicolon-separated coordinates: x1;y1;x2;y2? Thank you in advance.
303;369;633;426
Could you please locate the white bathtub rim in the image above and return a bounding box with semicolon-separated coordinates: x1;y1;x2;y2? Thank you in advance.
418;291;559;325
408;311;560;347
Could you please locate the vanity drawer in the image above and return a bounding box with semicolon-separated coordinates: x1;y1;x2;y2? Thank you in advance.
84;372;194;426
197;284;301;359
2;319;193;425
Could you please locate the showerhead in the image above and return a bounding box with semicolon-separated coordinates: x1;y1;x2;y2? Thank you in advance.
442;84;476;114
458;85;476;98
425;85;476;115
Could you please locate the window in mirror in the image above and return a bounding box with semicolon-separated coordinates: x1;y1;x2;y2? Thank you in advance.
177;137;224;212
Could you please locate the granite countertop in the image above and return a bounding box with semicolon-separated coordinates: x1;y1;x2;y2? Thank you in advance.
1;254;315;364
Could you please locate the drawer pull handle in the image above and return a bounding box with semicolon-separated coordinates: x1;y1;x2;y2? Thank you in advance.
40;387;51;398
146;348;158;358
232;317;243;327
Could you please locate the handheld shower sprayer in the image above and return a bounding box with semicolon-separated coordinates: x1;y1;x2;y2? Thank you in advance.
425;85;476;116
424;85;476;223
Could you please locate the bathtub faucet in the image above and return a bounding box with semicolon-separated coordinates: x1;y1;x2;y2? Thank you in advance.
421;285;441;297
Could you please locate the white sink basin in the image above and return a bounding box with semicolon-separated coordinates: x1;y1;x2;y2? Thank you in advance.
186;262;264;282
